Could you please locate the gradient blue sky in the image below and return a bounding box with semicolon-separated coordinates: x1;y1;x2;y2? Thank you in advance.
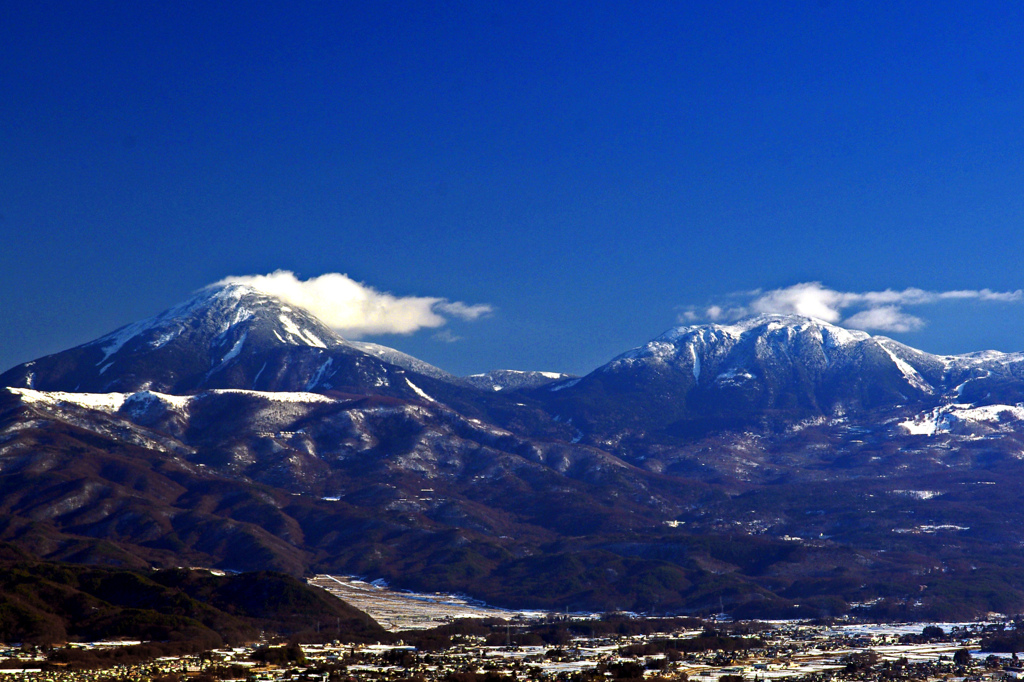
3;1;1024;377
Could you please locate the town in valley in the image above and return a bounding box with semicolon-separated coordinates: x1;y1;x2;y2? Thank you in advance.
3;575;1024;682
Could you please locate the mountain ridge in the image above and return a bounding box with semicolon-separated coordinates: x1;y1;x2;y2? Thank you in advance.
4;287;1023;409
537;313;1024;442
0;285;531;413
4;289;1024;618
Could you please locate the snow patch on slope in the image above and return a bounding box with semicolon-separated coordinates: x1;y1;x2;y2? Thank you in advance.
820;324;870;348
900;415;937;436
8;387;128;412
218;332;247;366
405;378;435;402
125;391;192;411
301;329;327;348
305;358;334;391
877;341;933;394
349;341;457;381
211;389;337;404
95;319;156;364
549;378;581;392
900;403;1024;435
278;315;304;343
6;387;339;415
252;362;268;387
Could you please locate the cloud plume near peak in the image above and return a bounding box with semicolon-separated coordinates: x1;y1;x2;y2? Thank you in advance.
681;282;1022;333
215;270;493;338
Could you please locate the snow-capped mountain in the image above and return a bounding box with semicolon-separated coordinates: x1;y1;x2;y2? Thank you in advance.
6;298;1024;619
603;313;940;398
464;369;575;392
0;284;471;401
540;314;1024;437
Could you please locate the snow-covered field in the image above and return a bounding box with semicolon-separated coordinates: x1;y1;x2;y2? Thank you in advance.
308;575;547;631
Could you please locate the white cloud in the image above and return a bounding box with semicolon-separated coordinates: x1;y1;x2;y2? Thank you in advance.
432;330;463;343
843;306;925;333
682;282;1022;333
939;288;1023;303
749;282;844;322
434;300;494;320
216;270;493;338
677;304;749;324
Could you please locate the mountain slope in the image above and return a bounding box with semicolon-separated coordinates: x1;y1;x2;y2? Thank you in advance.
464;369;575;392
5;294;1024;618
0;557;386;646
0;285;548;424
8;377;1024;618
538;314;1024;441
1;284;415;395
349;340;464;383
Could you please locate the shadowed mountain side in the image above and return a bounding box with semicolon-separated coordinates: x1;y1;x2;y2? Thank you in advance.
0;552;386;647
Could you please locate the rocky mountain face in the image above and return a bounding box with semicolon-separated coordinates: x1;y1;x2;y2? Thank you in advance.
0;284;492;402
538;314;1024;443
2;284;350;393
3;289;1024;619
464;369;575;392
0;284;551;428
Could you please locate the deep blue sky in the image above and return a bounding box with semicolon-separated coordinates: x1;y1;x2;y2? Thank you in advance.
3;1;1024;377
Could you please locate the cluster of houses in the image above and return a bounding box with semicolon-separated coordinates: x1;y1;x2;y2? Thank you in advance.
2;620;1023;681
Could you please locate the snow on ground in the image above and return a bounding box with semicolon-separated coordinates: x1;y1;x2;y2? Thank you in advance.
955;403;1024;422
208;332;247;375
123;391;192;412
900;403;1024;435
877;341;933;394
308;575;547;631
7;387;128;412
8;387;340;413
405;378;435;402
211;389;336;403
890;489;942;500
900;415;937;435
304;358;334;391
893;524;970;534
276;314;327;347
549;378;581;391
826;621;986;637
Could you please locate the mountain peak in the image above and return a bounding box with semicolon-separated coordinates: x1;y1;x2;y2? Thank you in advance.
662;313;871;345
0;285;423;395
464;369;575;392
84;283;348;368
538;313;957;430
615;314;873;370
